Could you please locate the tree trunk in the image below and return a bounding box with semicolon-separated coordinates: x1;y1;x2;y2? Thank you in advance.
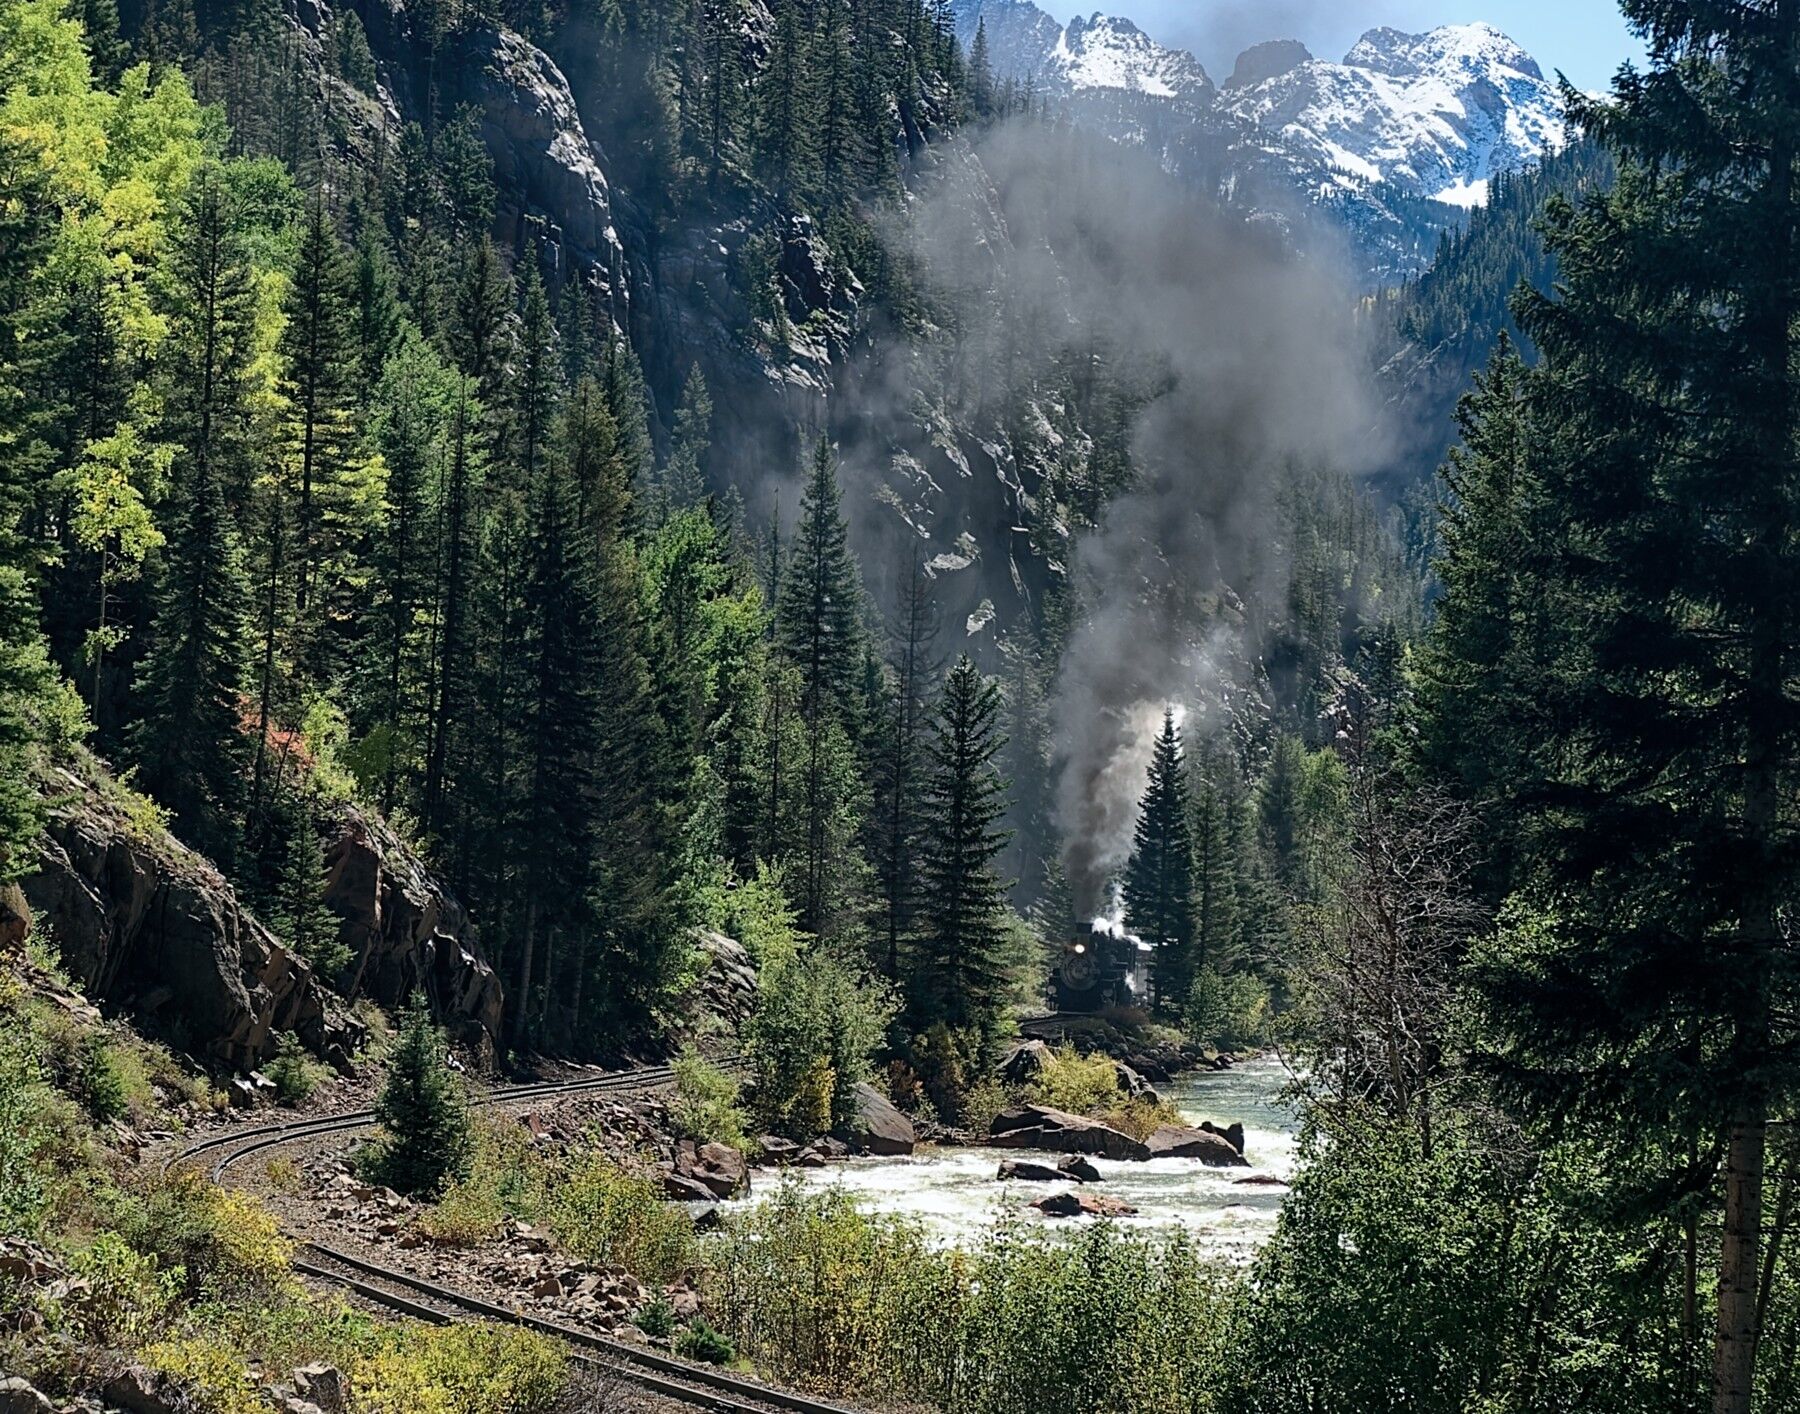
1713;1103;1766;1414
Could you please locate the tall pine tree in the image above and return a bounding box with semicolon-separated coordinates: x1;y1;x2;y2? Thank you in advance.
1424;8;1800;1408
1125;708;1196;1016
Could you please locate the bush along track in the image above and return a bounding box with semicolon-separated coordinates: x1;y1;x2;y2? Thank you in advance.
165;1058;870;1414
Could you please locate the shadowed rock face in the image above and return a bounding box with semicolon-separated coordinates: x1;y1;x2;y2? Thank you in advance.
323;805;505;1066
22;768;329;1071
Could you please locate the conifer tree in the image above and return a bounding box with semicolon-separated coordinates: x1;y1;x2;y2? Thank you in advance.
1189;743;1239;977
664;363;712;512
913;655;1012;1051
279;196;355;653
511;264;562;502
998;629;1053;910
131;168;257;870
450;238;515;462
351;233;401;412
370;997;471;1197
513;393;599;1048
967;17;994;120
776;438;866;932
757;0;818;198
1125;708;1196;1015
814;0;859;203
871;551;939;980
1422;9;1800;1406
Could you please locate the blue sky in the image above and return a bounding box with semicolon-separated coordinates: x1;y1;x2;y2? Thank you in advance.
1055;1;1646;93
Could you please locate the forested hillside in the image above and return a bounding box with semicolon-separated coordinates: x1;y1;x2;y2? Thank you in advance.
3;1;1800;1413
0;0;1410;1080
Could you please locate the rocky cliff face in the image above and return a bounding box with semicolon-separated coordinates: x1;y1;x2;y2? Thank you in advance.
21;766;337;1071
17;760;505;1073
324;803;505;1065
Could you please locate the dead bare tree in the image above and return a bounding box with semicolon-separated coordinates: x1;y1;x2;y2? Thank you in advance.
1297;676;1484;1155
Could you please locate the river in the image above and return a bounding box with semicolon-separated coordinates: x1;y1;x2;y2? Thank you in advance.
754;1055;1301;1262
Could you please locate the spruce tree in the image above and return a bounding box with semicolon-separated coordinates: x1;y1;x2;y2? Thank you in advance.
1421;8;1800;1407
871;551;939;980
913;655;1013;1053
1189;743;1240;977
664;364;712;512
967;17;995;120
281;195;355;634
370;997;471;1197
776;438;866;933
131;168;257;870
1125;709;1196;1015
757;0;818;198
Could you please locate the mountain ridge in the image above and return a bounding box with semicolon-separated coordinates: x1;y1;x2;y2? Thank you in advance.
954;1;1568;280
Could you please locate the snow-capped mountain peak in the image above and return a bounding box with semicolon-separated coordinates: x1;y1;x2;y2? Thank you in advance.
1052;13;1213;100
1221;21;1565;208
950;0;1570;282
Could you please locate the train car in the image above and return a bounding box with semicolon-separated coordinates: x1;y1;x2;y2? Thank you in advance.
1051;923;1153;1013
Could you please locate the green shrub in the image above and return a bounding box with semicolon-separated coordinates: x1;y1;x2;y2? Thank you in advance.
550;1155;694;1284
746;947;893;1139
267;1032;320;1106
64;1231;181;1346
670;1048;749;1150
115;1173;295;1302
0;1027;50;1237
365;999;470;1198
1027;1045;1121;1116
1184;969;1272;1049
703;1185;1232;1409
674;1316;734;1366
420;1114;551;1246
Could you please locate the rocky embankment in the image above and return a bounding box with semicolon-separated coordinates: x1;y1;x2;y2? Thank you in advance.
19;761;504;1074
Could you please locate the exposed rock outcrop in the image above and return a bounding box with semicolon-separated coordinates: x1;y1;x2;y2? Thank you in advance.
23;767;333;1070
677;930;758;1049
324;804;504;1065
989;1104;1150;1162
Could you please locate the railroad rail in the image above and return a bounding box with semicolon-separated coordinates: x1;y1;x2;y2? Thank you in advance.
167;1058;860;1414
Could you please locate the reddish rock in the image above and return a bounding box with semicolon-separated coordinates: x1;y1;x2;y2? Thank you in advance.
1032;1190;1138;1219
1143;1126;1250;1167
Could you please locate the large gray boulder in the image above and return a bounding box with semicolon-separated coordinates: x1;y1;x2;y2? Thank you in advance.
24;766;330;1070
840;1082;917;1156
989;1105;1151;1162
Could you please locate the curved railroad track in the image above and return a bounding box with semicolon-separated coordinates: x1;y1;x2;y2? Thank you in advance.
168;1060;861;1414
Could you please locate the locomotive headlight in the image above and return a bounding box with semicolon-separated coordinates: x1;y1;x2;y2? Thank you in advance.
1073;944;1086;954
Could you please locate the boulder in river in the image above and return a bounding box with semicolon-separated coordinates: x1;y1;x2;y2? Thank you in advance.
1143;1125;1250;1167
1058;1154;1103;1183
997;1159;1064;1182
1200;1120;1247;1155
989;1105;1150;1161
1032;1190;1139;1219
839;1082;916;1155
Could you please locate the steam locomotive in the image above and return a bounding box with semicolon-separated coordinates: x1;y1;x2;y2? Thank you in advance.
1051;923;1153;1014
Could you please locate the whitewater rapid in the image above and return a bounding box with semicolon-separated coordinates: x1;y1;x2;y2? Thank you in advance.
750;1054;1300;1262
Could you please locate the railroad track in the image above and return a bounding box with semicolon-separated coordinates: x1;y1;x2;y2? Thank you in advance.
167;1058;861;1414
